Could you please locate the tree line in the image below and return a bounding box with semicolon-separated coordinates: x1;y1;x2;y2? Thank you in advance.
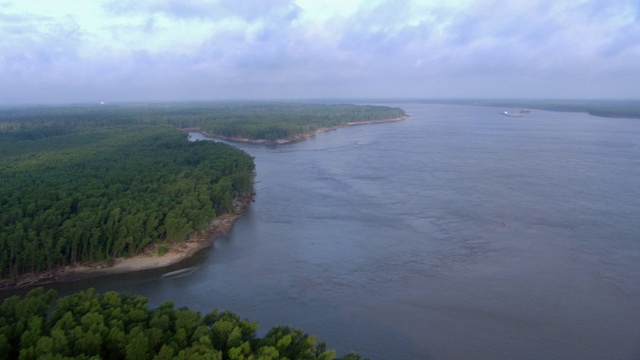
411;99;640;119
0;287;363;359
0;102;407;142
0;102;405;279
0;125;254;279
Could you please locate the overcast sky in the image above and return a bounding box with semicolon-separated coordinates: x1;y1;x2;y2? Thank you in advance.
1;0;639;104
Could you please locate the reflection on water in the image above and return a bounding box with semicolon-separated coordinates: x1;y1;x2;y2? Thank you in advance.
4;104;640;360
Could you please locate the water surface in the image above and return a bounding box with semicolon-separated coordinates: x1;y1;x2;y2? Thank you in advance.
6;104;640;359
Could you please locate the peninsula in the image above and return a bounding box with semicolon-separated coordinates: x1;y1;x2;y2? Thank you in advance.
0;102;407;290
187;115;408;145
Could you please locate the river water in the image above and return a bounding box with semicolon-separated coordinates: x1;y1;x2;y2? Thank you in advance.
5;103;640;359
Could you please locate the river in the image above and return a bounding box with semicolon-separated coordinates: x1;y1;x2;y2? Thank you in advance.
4;103;640;359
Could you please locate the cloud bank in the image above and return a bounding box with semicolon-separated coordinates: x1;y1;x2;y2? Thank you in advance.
0;0;638;104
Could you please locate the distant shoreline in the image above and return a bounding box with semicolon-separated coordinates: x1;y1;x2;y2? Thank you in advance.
183;116;408;145
403;100;640;120
0;193;253;291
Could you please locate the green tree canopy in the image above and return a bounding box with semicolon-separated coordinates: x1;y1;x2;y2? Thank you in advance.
0;125;254;278
0;102;405;280
0;288;364;360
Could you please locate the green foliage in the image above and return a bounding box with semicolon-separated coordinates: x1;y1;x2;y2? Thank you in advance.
0;125;254;278
188;103;407;141
0;102;405;279
157;246;169;256
0;102;407;142
0;288;363;359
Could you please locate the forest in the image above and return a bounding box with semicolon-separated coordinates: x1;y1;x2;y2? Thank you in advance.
0;287;363;359
0;125;254;279
0;102;407;142
0;102;405;280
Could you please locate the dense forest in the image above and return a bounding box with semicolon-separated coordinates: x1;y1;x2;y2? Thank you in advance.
0;287;363;359
0;102;405;280
0;125;254;279
0;102;407;142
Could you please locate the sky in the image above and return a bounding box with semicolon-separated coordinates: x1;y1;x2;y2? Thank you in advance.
0;0;639;104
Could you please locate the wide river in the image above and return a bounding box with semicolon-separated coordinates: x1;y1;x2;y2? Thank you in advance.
6;103;640;359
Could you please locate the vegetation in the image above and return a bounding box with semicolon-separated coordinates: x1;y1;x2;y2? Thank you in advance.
411;99;640;119
0;102;407;142
189;103;406;142
0;125;254;279
0;102;405;280
0;287;363;359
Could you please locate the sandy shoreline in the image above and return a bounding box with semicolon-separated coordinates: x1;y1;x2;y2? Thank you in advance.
1;116;405;291
0;193;253;291
184;116;408;145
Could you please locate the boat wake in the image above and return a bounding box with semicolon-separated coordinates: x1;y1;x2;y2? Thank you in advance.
160;267;199;279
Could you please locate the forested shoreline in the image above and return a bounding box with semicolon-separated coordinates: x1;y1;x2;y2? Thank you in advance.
0;102;406;283
0;102;407;142
0;287;363;359
406;99;640;119
0;126;255;280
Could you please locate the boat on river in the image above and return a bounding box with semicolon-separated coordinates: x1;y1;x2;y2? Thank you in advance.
501;111;523;117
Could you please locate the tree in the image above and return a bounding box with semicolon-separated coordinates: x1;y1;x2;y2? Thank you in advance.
1;288;364;359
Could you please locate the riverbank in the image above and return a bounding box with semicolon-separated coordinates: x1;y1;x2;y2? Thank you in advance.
184;116;408;145
0;193;253;291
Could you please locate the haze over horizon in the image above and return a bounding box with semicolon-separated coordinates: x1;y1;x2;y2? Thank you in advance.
1;0;639;105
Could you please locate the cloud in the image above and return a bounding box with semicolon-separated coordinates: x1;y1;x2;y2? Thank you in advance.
0;12;84;82
104;0;300;22
0;0;638;103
